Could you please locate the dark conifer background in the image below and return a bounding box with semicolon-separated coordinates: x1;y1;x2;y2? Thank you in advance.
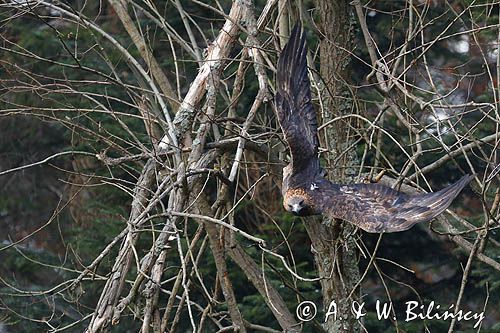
0;1;498;332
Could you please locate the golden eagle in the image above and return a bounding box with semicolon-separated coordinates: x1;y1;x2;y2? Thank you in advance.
276;24;472;233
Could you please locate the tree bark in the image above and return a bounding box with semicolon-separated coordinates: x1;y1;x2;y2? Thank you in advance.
306;1;361;332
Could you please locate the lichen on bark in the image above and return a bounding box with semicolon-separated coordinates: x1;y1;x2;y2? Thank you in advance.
306;1;362;332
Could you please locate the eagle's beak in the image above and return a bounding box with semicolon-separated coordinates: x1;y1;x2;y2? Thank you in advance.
291;204;302;215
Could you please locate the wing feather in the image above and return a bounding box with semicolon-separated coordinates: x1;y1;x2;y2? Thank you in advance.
275;23;319;172
318;175;473;233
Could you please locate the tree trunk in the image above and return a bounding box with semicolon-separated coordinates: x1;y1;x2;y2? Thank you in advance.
306;1;361;332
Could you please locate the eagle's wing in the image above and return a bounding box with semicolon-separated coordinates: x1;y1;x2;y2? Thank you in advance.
275;23;319;173
316;175;473;233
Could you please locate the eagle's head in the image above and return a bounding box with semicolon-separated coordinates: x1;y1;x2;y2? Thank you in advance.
285;196;308;216
283;188;315;216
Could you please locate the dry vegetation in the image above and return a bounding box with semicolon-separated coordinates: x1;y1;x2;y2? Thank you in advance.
0;1;498;332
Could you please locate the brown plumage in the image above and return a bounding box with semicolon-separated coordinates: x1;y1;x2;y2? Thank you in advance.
276;23;472;233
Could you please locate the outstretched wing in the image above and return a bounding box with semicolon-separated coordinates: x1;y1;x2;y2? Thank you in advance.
275;23;319;173
316;175;473;233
